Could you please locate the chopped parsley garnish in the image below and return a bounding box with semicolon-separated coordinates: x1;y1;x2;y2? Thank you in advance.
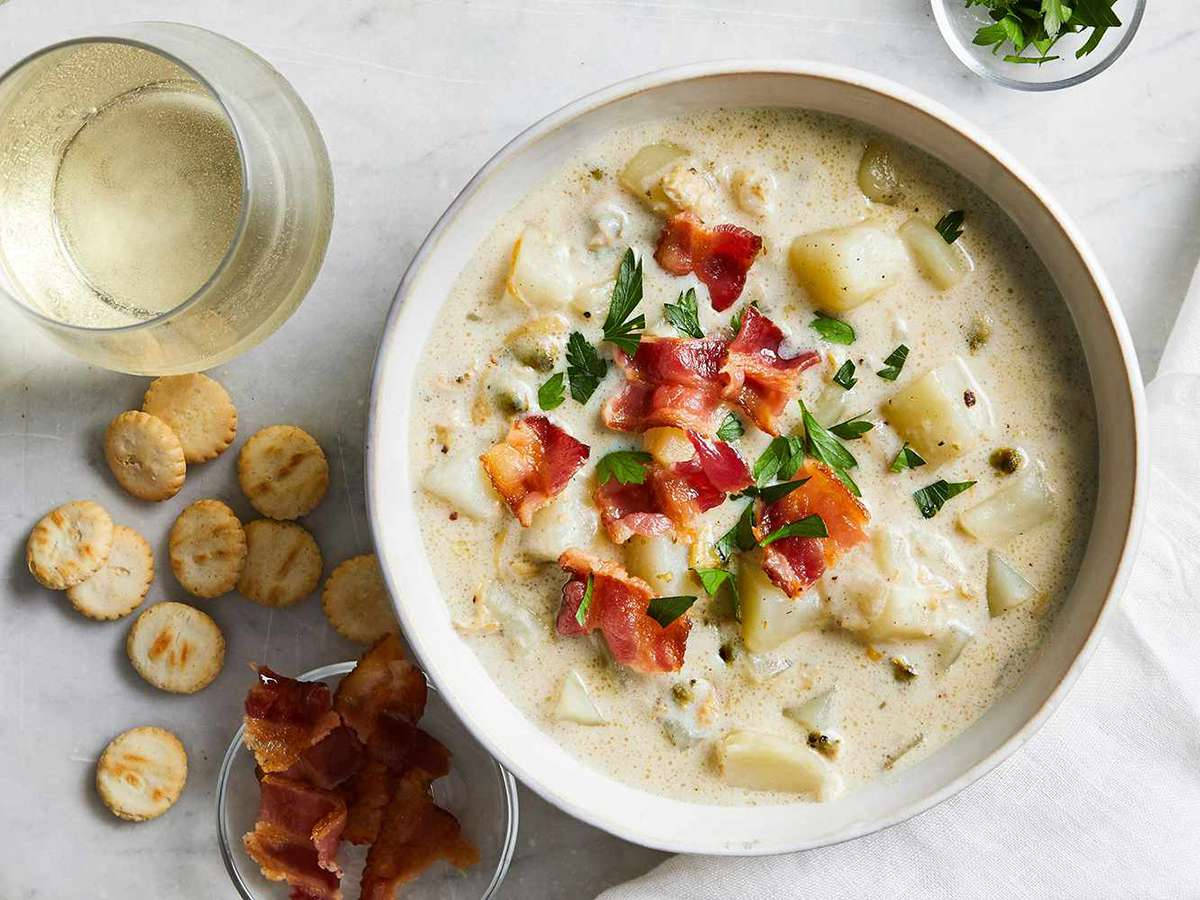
647;594;696;627
595;450;653;486
800;400;861;496
664;287;703;339
967;0;1120;66
833;360;858;390
729;300;758;335
810;312;855;345
694;567;740;620
716;412;745;443
759;514;828;547
601;248;645;355
876;344;909;381
889;443;927;473
829;413;873;440
565;331;607;403
575;574;595;627
537;372;565;410
934;210;965;243
757;478;810;504
912;479;975;519
714;502;757;562
752;435;806;487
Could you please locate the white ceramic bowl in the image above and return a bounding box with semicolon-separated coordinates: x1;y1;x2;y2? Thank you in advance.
367;61;1146;855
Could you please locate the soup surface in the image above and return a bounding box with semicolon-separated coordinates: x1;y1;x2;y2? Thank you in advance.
409;108;1096;804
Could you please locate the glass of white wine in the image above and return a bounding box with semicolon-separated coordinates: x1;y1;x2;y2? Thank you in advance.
0;22;334;374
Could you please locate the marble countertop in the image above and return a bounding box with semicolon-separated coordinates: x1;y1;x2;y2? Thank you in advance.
1;1;1196;897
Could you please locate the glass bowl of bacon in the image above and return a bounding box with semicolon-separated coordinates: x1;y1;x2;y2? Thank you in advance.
216;636;518;900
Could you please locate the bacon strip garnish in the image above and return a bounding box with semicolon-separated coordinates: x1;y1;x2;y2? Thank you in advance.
721;305;820;435
244;668;344;774
281;726;365;792
556;549;690;673
245;775;348;876
755;460;869;597
480;414;589;526
595;431;751;543
654;212;763;311
602;337;727;435
333;634;427;742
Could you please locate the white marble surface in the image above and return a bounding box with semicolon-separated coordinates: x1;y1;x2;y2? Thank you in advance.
0;1;1196;897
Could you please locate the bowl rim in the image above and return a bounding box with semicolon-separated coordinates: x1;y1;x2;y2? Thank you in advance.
214;661;519;900
365;59;1147;854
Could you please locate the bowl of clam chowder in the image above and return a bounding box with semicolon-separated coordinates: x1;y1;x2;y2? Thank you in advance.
367;61;1146;854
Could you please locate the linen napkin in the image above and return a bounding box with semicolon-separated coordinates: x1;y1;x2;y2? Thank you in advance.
600;277;1200;899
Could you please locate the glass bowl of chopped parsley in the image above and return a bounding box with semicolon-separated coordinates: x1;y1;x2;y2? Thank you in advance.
931;0;1145;90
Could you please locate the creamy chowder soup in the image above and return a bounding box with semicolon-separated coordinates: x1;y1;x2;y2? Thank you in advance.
410;108;1096;804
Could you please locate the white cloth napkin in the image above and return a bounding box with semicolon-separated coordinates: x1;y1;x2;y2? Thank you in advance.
600;276;1200;900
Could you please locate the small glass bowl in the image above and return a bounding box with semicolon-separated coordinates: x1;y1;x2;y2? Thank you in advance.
931;0;1145;91
216;662;518;900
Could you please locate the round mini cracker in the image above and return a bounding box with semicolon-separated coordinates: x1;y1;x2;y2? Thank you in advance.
104;410;187;502
96;726;187;822
168;499;247;599
126;601;225;694
142;373;238;464
321;554;400;644
26;500;114;590
66;525;154;620
237;425;329;520
238;519;323;608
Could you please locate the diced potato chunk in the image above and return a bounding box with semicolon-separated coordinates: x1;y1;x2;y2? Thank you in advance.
987;550;1040;616
423;448;500;520
625;534;696;596
643;426;694;466
883;356;993;466
619;142;690;214
899;218;973;290
783;688;836;733
489;589;544;652
788;222;907;312
811;383;850;428
739;554;823;652
506;228;575;310
825;569;941;641
715;730;843;800
959;464;1054;545
937;620;974;671
857;141;901;204
523;487;599;562
863;582;941;641
504;314;569;372
555;670;606;725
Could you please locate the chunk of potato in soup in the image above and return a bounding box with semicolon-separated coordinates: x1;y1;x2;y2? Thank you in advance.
410;108;1096;805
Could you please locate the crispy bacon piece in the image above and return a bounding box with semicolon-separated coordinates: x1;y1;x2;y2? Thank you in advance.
756;460;870;597
556;549;690;673
244;668;343;774
602;337;728;435
333;634;427;743
595;478;676;544
721;306;819;435
480;414;589;526
243;775;348;899
654;212;763;311
282;726;364;792
360;770;481;900
243;823;343;900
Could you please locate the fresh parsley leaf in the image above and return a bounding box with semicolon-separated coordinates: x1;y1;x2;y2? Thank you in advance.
1072;0;1120;28
935;211;965;243
799;400;861;496
830;413;874;440
752;435;806;486
912;479;975;519
833;360;857;390
876;344;909;381
575;574;594;627
565;331;607;403
889;443;927;473
810;313;855;345
1003;54;1061;64
647;595;697;627
970;0;1117;63
664;287;704;339
601;248;645;355
1042;0;1068;37
538;372;565;410
694;567;740;620
716;413;744;443
595;450;653;486
714;502;757;562
757;478;810;504
759;514;828;547
729;300;758;335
